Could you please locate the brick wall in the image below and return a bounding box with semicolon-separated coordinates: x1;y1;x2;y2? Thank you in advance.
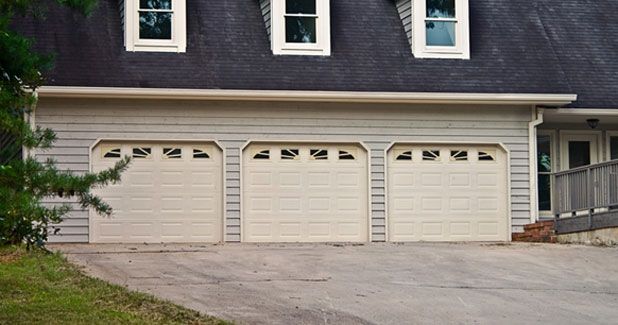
512;221;556;243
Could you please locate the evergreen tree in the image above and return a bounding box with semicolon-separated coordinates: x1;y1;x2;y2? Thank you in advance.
0;0;131;248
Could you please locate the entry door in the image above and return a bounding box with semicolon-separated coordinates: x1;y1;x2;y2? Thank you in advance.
561;134;599;170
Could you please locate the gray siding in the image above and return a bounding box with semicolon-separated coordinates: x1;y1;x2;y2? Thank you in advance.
259;0;271;42
396;0;412;47
36;98;533;242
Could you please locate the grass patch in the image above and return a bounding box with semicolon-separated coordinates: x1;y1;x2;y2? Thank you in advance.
0;246;232;325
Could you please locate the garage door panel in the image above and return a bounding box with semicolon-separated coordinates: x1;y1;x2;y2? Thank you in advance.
243;144;369;242
91;142;223;243
388;144;509;242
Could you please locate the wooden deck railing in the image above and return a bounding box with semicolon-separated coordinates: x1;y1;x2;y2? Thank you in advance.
553;159;618;234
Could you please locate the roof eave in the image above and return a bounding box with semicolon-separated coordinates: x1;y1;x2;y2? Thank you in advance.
36;86;577;106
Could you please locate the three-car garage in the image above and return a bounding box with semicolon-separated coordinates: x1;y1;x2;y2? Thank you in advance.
90;141;509;243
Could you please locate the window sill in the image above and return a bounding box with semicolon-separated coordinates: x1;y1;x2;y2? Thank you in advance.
127;43;186;53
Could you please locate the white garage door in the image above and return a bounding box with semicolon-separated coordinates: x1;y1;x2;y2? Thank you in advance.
91;142;223;243
243;143;369;242
387;144;509;241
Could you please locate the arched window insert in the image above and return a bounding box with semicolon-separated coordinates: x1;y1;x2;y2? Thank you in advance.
103;147;121;158
396;150;413;161
253;149;270;160
281;149;300;160
310;149;328;160
422;150;440;161
163;147;182;159
132;147;152;159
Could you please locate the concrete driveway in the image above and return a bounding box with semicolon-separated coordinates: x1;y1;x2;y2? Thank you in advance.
53;243;618;325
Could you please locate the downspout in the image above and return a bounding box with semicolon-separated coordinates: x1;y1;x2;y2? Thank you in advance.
528;106;544;223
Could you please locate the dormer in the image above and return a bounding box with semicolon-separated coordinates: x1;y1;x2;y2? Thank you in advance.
122;0;187;52
267;0;331;56
397;0;470;59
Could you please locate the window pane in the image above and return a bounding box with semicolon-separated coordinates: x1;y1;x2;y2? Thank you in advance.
611;136;618;160
568;141;591;169
140;12;172;40
537;135;551;172
140;0;171;10
286;0;316;14
426;0;455;18
426;21;455;46
286;17;316;43
538;174;551;211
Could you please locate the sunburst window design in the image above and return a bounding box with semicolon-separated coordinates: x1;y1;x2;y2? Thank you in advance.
479;151;496;161
450;150;468;161
103;147;121;158
338;150;356;160
132;147;152;159
422;150;441;161
310;149;328;160
163;147;182;159
253;149;270;160
281;149;300;160
193;148;210;159
396;150;413;161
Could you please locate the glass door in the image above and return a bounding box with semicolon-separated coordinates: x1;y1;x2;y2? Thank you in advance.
561;133;599;170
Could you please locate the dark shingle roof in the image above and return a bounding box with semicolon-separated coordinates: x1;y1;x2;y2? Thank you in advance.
13;0;617;107
536;0;618;108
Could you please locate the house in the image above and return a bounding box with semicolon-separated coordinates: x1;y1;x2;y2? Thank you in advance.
12;0;618;244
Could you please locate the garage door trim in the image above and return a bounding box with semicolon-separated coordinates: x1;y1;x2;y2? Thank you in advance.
240;140;372;242
88;138;226;243
383;141;512;241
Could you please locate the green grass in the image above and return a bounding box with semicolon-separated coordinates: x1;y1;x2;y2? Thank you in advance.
0;246;232;325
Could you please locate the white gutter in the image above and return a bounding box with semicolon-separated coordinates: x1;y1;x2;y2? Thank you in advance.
528;107;544;223
544;108;618;116
37;86;577;106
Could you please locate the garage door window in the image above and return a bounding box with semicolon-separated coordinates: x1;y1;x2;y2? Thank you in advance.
132;147;152;159
252;149;270;160
395;149;413;161
478;150;496;162
102;147;121;159
193;148;210;159
310;149;328;160
422;150;441;161
163;147;182;159
450;150;468;162
281;149;300;160
338;149;356;160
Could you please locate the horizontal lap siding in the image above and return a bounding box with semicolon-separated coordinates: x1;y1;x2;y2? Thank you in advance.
36;98;532;242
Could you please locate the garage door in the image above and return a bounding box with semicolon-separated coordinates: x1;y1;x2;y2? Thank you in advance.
91;142;223;243
387;144;509;241
243;143;369;242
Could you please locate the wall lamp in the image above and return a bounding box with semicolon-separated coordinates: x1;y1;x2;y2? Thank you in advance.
587;119;600;129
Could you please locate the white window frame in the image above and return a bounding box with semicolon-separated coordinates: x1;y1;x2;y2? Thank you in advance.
125;0;187;53
412;0;470;59
537;130;555;217
271;0;331;56
606;131;618;161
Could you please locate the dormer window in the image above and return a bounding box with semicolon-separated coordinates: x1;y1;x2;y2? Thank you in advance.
271;0;331;56
124;0;187;52
412;0;469;59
